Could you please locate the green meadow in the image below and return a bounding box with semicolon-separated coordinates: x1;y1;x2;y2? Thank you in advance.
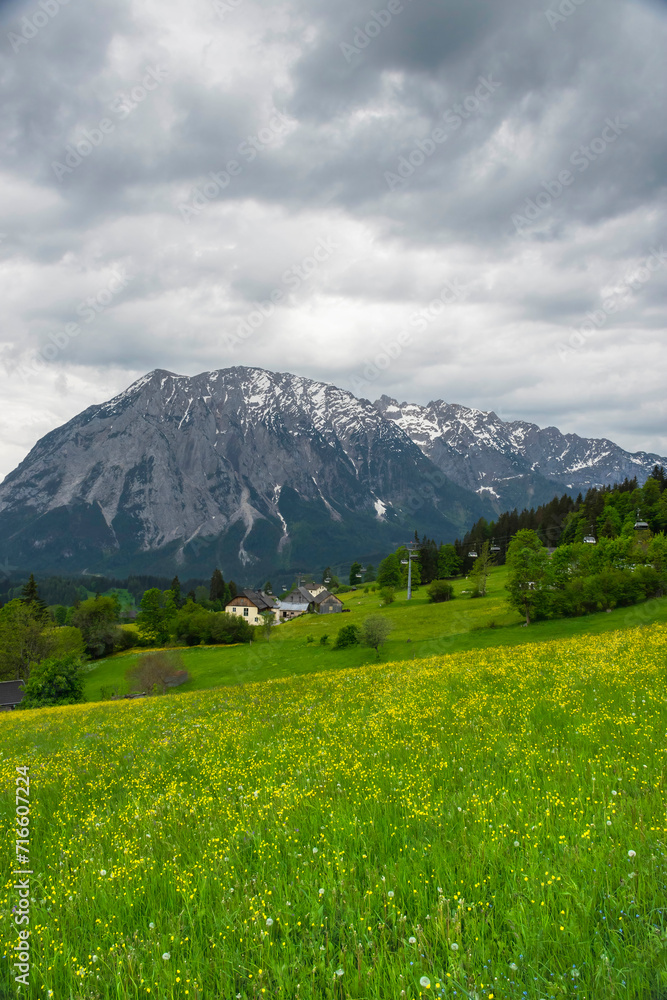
1;567;666;998
1;622;666;999
84;567;667;702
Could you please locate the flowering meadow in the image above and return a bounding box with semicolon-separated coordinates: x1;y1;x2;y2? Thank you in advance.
1;624;666;999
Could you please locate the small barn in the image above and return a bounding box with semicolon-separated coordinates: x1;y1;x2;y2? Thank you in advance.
311;591;343;615
0;679;25;711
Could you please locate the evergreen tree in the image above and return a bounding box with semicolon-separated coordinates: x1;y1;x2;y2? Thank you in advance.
21;574;39;604
20;574;49;621
349;562;363;586
170;576;182;608
210;568;226;602
417;535;439;583
228;580;238;599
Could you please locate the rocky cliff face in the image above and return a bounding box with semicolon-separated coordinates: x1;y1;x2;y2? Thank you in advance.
374;396;666;512
2;367;662;581
0;368;491;580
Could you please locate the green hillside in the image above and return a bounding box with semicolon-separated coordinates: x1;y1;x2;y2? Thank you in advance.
85;566;667;701
2;624;666;998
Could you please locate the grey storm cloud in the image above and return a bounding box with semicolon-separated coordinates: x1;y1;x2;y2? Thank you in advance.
0;0;665;480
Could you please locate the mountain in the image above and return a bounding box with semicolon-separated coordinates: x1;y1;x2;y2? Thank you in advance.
0;368;494;582
2;367;663;583
374;396;667;513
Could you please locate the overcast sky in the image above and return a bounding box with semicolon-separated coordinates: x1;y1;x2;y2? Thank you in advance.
1;0;666;480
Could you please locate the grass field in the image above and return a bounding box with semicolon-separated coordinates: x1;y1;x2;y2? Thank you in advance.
1;623;666;998
84;567;667;703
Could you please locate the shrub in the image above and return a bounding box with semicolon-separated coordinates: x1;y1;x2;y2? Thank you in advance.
207;612;253;645
361;615;393;653
71;595;123;658
320;634;329;645
427;580;455;603
100;684;120;700
333;624;361;649
379;587;395;606
18;653;86;709
125;651;190;696
115;627;137;652
173;602;210;646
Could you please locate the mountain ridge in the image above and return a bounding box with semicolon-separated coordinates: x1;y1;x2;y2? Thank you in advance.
0;366;663;582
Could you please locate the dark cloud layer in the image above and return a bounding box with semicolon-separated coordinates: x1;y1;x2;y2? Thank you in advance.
0;0;665;479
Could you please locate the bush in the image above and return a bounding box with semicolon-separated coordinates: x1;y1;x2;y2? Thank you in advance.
320;634;329;645
333;624;361;649
114;627;137;652
379;587;395;606
361;615;393;653
18;653;86;709
207;612;253;645
125;651;190;695
427;580;455;603
71;595;123;658
173;601;210;646
100;684;120;700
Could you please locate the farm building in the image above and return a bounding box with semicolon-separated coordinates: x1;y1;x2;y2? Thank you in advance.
0;679;25;711
225;589;277;625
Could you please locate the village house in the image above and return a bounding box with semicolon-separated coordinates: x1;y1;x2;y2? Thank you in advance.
224;584;343;624
225;589;277;625
279;585;343;615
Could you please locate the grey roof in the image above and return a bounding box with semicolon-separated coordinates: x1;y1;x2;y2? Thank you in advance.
282;586;315;604
274;600;309;612
0;680;25;706
312;590;342;605
226;589;277;611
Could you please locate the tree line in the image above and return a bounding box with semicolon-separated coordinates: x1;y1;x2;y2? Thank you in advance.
0;569;253;708
505;527;667;624
457;466;667;565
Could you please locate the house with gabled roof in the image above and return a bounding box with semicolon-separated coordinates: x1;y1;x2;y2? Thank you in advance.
225;585;343;624
310;590;343;614
225;589;277;626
